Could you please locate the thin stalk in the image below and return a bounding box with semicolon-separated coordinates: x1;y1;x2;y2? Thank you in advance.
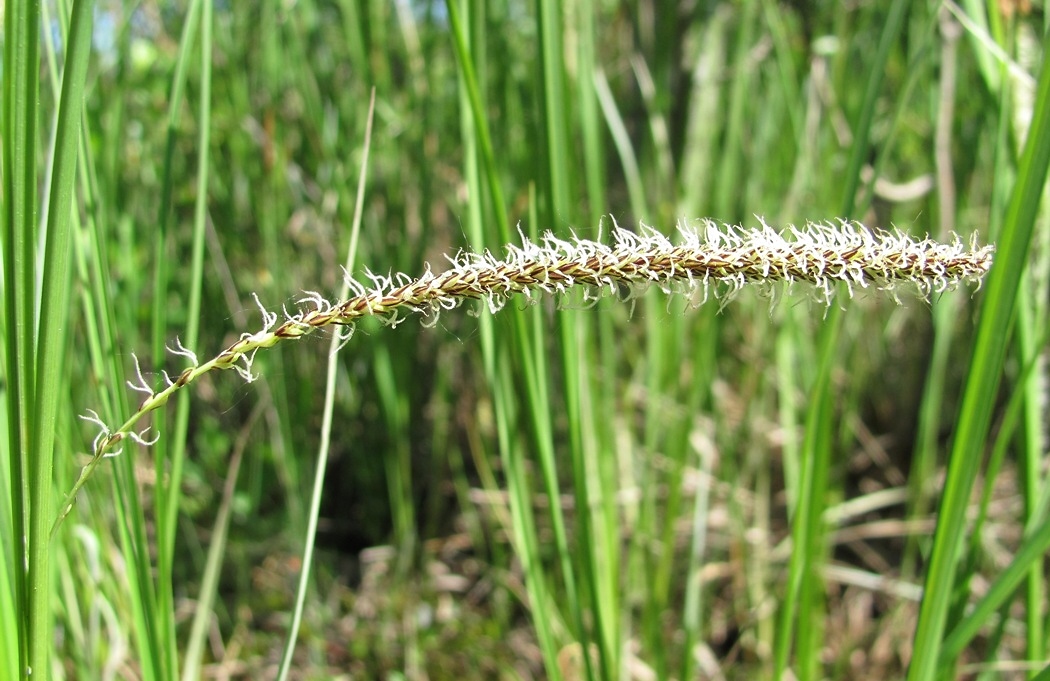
179;403;262;681
276;89;375;681
1016;281;1046;670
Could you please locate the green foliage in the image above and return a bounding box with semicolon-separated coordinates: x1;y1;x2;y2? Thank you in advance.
1;1;1046;680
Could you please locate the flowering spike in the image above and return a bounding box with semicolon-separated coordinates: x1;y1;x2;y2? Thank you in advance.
58;220;993;534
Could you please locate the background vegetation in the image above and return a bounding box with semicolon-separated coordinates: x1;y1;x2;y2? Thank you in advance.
3;0;1050;679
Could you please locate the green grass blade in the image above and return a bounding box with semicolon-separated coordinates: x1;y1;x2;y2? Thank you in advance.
537;0;613;676
446;1;566;676
444;0;511;244
373;344;418;565
575;0;605;225
152;1;214;676
1014;256;1048;667
907;29;1050;681
0;516;16;679
1032;662;1050;681
938;503;1050;664
179;407;257;681
594;70;649;218
29;0;95;677
711;0;759;219
773;1;910;676
2;0;42;670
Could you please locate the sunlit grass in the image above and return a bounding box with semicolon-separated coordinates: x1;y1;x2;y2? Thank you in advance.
2;2;1048;680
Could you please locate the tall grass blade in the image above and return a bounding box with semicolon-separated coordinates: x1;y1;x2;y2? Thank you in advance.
774;1;910;676
537;0;613;676
446;0;565;676
20;0;95;677
2;0;42;670
150;0;215;676
907;28;1050;681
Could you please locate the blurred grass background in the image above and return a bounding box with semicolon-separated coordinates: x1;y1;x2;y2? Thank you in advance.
3;0;1050;679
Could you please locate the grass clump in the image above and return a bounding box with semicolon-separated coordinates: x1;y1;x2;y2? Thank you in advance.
5;1;1050;680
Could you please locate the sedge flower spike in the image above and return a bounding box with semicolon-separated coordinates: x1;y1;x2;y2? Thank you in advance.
55;219;992;533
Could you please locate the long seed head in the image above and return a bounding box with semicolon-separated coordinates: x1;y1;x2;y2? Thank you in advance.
57;219;992;532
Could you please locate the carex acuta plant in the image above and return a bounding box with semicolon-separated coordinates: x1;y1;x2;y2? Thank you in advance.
56;218;993;532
